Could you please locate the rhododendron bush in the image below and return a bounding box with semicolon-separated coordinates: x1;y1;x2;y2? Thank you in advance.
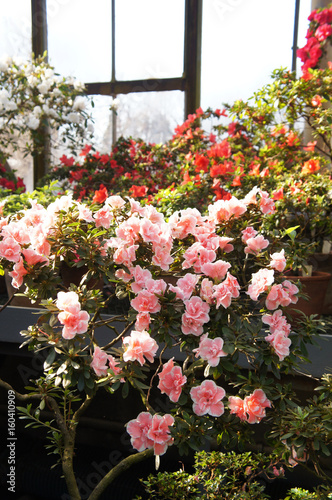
0;188;330;499
0;54;93;168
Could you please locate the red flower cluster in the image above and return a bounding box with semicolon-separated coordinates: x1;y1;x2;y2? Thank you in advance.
0;164;25;194
297;5;332;74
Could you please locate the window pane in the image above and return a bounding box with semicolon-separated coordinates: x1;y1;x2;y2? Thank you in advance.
115;0;185;80
0;1;31;59
47;0;112;82
201;0;311;110
116;91;184;144
85;95;116;153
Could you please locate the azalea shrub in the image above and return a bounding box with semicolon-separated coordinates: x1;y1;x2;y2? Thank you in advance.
40;108;224;207
0;188;331;499
0;160;25;197
40;59;332;257
0;54;93;167
297;2;332;75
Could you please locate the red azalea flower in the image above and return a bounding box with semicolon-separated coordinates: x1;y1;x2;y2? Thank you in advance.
301;158;320;174
80;144;92;156
303;141;317;151
60;155;75;167
129;185;148;198
100;154;110;165
208;139;231;159
194;153;209;173
315;23;332;42
311;95;322;107
70;169;87;182
93;185;108;203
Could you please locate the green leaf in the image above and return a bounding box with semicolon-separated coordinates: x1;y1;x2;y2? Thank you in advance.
122;382;129;399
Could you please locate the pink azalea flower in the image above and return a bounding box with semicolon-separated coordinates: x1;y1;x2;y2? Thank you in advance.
268;332;291;361
190;380;225;417
131;289;161;314
193;333;227;366
0;236;21;263
201;259;231;281
265;284;291;310
9;258;28;288
22;248;49;266
200;278;214;304
270;249;286;272
175;273;199;300
29;224;51;256
243;389;271;424
184;296;210;320
217;236;234;253
77;203;94;222
181;296;210;336
169;212;198;239
247;268;274;301
241;226;258;244
2;221;30;245
93;205;113;228
265;280;298;310
113;243;138;267
228;396;247;421
262;309;291;336
58;310;90;339
181;314;206;336
131;265;152;293
106;195;126;209
123;330;158;365
282;280;299;304
140;218;161;245
126;412;154;452
151;245;174;271
243;186;259;206
142;204;165;225
135;312;151;331
223;273;241;298
129;199;145;217
115;268;132;282
158;358;187;402
116;216;141;244
56;291;81;314
212;283;232;309
91;346;120;377
147;414;175;456
259;190;275;215
244;234;269;255
145;278;167;296
183;243;216;274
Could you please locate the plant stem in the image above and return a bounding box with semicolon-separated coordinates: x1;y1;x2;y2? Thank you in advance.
87;448;154;500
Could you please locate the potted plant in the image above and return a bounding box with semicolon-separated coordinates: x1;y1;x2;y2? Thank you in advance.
0;189;331;499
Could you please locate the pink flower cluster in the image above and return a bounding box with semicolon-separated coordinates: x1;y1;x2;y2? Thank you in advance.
228;389;271;424
123;330;158;366
158;358;187;403
262;310;292;361
190;380;226;417
90;346;121;377
56;291;90;340
193;333;227;367
126;411;174;456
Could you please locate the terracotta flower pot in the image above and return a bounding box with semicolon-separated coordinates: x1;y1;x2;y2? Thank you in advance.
283;270;331;321
309;253;332;315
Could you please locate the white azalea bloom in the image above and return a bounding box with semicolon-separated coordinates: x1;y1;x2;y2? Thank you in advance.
26;114;40;130
73;97;86;111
